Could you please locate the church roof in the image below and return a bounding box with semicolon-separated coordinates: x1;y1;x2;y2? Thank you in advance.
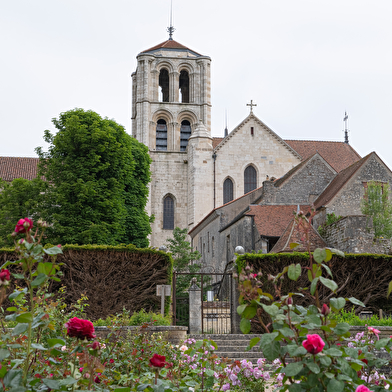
270;217;327;253
0;157;39;182
284;140;361;173
246;204;309;238
313;153;372;209
140;39;203;57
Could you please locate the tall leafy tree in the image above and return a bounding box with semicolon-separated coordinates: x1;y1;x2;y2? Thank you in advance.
36;108;151;246
361;181;392;238
0;177;46;247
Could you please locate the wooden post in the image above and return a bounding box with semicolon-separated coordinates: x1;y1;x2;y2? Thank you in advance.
379;309;383;320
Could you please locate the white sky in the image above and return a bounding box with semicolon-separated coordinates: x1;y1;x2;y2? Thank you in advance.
1;1;392;168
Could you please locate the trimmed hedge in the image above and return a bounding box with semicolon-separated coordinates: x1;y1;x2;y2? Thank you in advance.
236;252;392;331
0;244;173;320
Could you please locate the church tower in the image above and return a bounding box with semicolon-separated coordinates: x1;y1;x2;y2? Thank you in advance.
131;31;213;246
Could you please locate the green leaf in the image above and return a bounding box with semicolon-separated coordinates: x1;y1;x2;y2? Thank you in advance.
260;332;279;347
307;362;320;374
284;362;304;376
44;246;63;255
330;297;345;311
320;277;338;292
37;262;54;275
242;306;257;320
319;356;332;367
327;247;345;257
249;337;260;349
15;312;33;323
290;242;300;250
348;297;365;307
327;379;344;392
9;288;27;300
3;369;23;388
240;318;251;334
11;323;28;336
31;343;46;350
375;338;390;349
388;281;392;299
6;307;17;312
262;340;280;361
31;273;47;287
313;248;327;264
324;347;343;357
288;263;301;281
237;304;246;315
325;248;333;262
261;304;279;317
43;379;61;389
114;389;131;392
288;385;302;392
310;277;319;295
280;327;295;338
60;377;78;386
11;273;24;279
0;349;10;361
321;263;333;277
47;338;66;348
333;323;350;335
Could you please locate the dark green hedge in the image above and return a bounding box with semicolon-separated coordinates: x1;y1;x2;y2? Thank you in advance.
0;245;173;320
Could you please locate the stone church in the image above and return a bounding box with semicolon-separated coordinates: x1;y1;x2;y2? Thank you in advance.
131;34;361;248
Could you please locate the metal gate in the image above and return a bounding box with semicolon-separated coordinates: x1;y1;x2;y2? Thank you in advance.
172;271;233;334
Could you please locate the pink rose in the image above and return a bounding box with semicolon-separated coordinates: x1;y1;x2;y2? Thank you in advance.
65;317;96;340
355;385;372;392
149;353;166;368
0;269;10;285
302;334;325;354
14;218;33;234
368;326;380;340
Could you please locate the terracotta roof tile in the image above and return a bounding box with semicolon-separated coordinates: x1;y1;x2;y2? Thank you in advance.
270;217;327;253
212;137;223;148
313;153;371;209
246;204;309;237
284;140;361;172
0;157;39;182
141;39;202;56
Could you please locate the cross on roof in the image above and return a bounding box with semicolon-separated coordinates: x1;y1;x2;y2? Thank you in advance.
247;100;257;113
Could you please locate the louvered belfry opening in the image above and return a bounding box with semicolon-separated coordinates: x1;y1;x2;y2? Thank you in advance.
180;120;192;151
156;119;168;151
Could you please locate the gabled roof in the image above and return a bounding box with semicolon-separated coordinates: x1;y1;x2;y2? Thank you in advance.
270;217;327;253
313;153;372;209
284;140;361;173
213;113;301;159
140;39;202;57
0;157;39;182
246;204;309;237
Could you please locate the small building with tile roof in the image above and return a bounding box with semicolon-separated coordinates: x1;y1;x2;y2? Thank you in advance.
0;157;39;182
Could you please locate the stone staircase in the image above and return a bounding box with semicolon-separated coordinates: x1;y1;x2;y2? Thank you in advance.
188;334;264;364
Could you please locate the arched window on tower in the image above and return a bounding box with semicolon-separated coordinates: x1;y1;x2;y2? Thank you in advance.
179;70;189;103
156;119;168;151
180;120;192;151
163;195;174;230
159;69;170;102
223;178;234;204
244;165;257;194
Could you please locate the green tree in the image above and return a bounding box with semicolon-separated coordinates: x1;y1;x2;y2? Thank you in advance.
166;227;201;294
361;180;392;238
0;177;46;247
35;108;152;246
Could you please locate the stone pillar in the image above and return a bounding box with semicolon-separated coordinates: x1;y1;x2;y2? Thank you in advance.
188;278;202;334
231;246;244;334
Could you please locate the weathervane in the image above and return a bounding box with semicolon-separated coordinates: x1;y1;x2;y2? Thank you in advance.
246;100;257;113
167;0;175;40
343;111;349;144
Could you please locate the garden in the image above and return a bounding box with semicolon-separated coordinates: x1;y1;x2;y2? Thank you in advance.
1;215;392;391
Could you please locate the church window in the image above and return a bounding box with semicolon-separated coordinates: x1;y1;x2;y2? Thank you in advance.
163;195;174;230
180;120;192;151
251;127;254;136
159;69;170;102
223;178;234;204
179;70;190;103
156;119;168;151
244;165;257;194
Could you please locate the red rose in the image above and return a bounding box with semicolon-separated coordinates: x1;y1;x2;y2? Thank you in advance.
88;341;100;350
0;269;10;284
302;334;325;355
14;218;33;234
149;354;166;368
321;304;330;316
65;317;95;340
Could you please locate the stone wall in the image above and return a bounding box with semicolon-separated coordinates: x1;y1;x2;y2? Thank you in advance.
322;215;391;254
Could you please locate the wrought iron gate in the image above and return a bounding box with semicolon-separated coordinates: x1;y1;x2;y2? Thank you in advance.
172;271;233;334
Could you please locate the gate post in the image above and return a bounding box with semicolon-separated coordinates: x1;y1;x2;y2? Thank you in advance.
188;277;202;334
231;246;244;334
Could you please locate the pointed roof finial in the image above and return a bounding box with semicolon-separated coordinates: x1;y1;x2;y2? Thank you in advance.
343;111;349;144
224;109;228;137
167;0;175;40
246;100;257;113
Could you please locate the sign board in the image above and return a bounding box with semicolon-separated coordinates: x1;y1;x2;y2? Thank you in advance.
156;284;171;296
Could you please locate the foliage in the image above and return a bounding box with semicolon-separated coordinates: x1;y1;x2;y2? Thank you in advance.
317;212;343;238
0;178;46;247
166;227;202;295
331;308;392;326
35;108;152;246
93;309;171;327
237;209;392;391
361;180;392;239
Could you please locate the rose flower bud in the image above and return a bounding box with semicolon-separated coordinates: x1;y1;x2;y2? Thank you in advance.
0;269;10;286
321;304;330;316
302;334;325;355
286;297;293;306
14;218;33;234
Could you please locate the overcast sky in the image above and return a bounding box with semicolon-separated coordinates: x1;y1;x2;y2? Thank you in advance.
1;1;391;168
